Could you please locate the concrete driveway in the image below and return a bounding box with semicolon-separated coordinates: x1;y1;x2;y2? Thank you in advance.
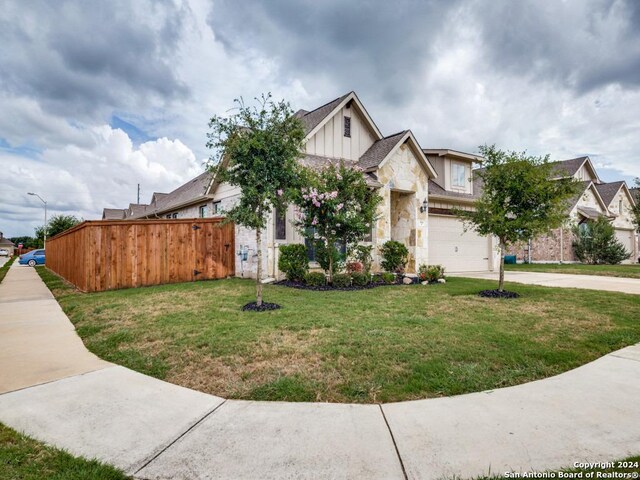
1;262;640;479
0;256;9;268
451;270;640;295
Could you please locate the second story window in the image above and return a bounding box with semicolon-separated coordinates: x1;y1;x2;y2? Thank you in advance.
212;201;221;215
452;162;466;188
199;205;207;218
344;116;351;137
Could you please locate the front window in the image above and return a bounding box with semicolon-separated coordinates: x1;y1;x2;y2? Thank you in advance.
212;201;221;215
452;163;466;188
172;213;178;219
275;208;286;241
344;116;351;138
199;205;207;218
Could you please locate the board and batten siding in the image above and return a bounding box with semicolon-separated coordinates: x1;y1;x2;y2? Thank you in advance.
305;105;376;161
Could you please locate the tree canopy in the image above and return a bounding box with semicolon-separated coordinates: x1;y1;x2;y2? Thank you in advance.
457;145;580;292
206;94;306;307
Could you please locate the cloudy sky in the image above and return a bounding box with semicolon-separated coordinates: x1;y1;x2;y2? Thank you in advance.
1;0;639;237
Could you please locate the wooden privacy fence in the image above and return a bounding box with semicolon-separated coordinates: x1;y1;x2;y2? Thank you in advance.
46;218;235;292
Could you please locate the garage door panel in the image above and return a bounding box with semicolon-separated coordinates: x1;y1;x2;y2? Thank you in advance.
428;215;491;272
615;229;634;264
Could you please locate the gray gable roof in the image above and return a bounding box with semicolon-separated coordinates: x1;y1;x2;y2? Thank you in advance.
300;154;382;188
550;157;588;177
131;171;214;219
594;181;625;206
295;93;351;135
357;131;408;171
102;208;126;220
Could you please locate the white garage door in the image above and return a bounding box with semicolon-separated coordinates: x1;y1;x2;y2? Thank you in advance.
615;229;635;264
428;215;491;272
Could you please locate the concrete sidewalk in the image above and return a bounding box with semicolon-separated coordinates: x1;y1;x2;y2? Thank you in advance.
452;270;640;295
1;262;640;479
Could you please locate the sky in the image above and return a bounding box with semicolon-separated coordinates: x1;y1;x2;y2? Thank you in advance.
1;0;639;237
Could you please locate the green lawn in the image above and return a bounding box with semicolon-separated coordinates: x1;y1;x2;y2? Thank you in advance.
0;422;128;480
0;256;16;284
38;268;640;403
505;262;640;278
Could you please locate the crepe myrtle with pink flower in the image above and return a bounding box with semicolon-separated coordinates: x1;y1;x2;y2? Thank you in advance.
293;161;382;283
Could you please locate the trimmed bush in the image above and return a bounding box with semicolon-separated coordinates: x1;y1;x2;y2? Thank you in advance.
380;241;409;273
315;241;344;276
278;244;309;281
572;217;631;264
352;245;373;273
351;272;370;286
346;261;363;273
381;272;395;284
304;272;326;287
426;265;445;283
332;273;352;288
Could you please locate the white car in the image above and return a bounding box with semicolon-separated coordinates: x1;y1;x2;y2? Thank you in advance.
0;249;9;257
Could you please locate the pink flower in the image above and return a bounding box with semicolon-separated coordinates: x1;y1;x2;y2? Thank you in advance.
311;217;318;226
277;189;283;196
336;203;344;211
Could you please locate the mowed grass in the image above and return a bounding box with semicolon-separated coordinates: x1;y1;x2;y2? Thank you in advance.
39;268;640;403
0;256;16;283
505;262;640;278
0;422;129;480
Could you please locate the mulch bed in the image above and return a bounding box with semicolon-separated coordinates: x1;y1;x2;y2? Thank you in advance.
478;289;520;299
242;301;282;312
273;276;423;291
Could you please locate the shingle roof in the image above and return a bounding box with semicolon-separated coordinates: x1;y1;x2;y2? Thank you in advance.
128;204;149;217
631;187;639;201
295;93;351;135
428;179;482;201
131;171;214;218
594;181;624;207
300;154;382;188
357;131;407;171
102;208;126;220
577;206;606;220
567;180;596;210
550;157;588;177
0;237;15;246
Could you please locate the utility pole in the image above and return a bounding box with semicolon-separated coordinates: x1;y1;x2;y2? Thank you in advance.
137;183;140;204
27;192;47;249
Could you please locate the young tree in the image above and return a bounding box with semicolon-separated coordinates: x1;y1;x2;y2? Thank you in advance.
572;217;630;264
36;214;81;245
293;162;381;283
456;145;579;293
206;94;305;307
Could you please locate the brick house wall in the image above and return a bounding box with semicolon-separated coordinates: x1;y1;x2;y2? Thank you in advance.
506;227;577;263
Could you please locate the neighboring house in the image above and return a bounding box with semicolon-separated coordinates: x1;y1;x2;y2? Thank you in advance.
0;232;15;256
104;91;446;278
506;156;638;264
424;149;500;272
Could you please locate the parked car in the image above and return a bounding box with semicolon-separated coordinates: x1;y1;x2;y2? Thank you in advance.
19;249;45;267
0;248;9;257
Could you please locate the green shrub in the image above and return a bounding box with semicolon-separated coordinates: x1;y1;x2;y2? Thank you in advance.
278;244;309;281
381;272;395;284
315;241;344;276
351;245;373;273
351;272;370;286
426;265;445;283
572;218;631;264
304;272;326;287
380;241;409;273
346;261;363;273
332;273;352;288
418;263;429;282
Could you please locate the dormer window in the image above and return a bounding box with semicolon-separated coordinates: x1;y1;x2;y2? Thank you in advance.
344;116;351;138
452;162;466;189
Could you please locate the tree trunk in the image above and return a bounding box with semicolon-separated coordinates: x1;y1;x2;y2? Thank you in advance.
328;246;334;284
498;239;506;292
256;228;263;306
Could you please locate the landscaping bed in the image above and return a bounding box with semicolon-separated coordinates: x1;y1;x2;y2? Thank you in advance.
505;262;640;278
38;267;640;404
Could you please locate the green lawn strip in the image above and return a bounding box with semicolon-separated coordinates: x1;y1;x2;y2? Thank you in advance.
473;454;640;479
0;256;16;284
505;262;640;279
37;267;640;403
0;422;129;480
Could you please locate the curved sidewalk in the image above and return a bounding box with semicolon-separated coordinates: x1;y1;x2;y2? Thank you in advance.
0;263;639;479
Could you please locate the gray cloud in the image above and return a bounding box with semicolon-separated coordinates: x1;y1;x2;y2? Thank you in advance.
208;0;462;106
0;0;190;120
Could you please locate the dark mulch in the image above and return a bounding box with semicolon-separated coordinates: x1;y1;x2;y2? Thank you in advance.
478;289;520;299
274;280;387;291
242;301;282;312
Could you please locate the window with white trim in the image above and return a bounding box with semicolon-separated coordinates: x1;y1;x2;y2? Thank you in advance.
199;205;207;218
212;201;221;215
275;208;286;241
451;162;466;189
